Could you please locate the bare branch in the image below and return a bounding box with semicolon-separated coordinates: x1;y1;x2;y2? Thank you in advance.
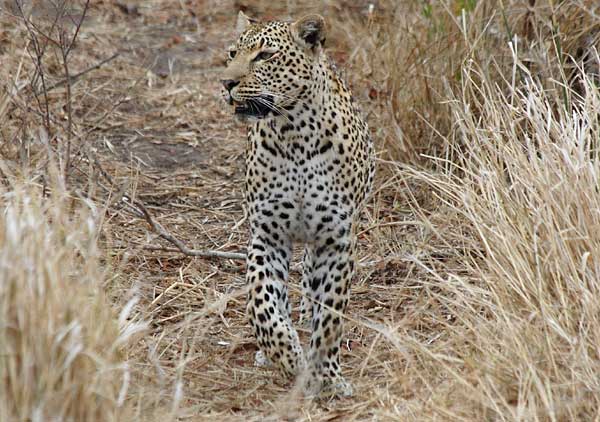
64;0;90;57
134;201;245;260
59;27;73;180
142;244;246;260
89;152;246;261
45;53;120;93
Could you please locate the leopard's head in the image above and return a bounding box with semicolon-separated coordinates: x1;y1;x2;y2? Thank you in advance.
220;11;326;120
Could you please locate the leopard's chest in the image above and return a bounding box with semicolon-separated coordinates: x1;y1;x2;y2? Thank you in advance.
245;126;353;243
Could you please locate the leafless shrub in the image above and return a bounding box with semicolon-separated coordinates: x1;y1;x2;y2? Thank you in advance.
2;0;90;182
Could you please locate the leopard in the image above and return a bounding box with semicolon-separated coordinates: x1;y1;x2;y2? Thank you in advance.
220;11;374;397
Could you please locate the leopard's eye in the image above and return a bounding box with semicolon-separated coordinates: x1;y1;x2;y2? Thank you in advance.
253;51;274;62
228;50;237;60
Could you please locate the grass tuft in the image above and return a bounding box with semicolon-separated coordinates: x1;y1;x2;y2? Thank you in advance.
401;56;600;420
0;173;145;421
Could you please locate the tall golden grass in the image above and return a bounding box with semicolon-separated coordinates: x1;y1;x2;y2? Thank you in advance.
395;59;600;420
0;168;146;421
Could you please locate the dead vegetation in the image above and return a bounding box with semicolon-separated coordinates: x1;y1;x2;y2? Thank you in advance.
1;0;599;420
0;169;146;421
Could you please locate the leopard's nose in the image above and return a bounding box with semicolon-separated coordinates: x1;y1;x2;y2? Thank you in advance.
221;79;240;92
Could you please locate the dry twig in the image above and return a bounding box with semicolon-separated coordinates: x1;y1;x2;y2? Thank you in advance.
90;152;246;261
135;200;246;261
44;52;120;92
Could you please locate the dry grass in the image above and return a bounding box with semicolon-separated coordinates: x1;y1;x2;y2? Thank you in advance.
396;57;600;420
0;170;146;421
1;0;600;420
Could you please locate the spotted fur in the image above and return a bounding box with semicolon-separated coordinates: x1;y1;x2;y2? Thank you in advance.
221;12;374;397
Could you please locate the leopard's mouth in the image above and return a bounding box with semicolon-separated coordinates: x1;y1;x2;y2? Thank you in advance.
233;95;275;119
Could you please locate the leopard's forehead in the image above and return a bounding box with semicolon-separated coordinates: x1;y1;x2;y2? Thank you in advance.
236;21;291;50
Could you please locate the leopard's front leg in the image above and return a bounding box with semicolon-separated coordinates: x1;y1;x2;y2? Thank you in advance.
304;218;355;397
246;217;304;377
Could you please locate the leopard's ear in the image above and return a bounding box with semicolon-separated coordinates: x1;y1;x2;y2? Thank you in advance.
291;14;326;51
236;11;257;34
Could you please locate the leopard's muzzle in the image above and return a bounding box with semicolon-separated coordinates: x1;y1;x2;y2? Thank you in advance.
232;95;275;119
